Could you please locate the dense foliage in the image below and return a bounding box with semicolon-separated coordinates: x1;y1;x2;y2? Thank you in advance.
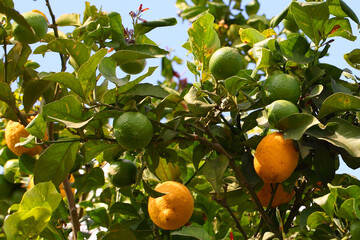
1;0;360;239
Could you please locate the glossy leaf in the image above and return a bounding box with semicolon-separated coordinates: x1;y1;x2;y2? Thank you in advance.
0;82;15;107
290;1;329;46
307;211;331;229
135;17;177;36
72;167;105;193
279;34;314;64
107;12;127;49
325;17;356;41
23;80;52;113
34;141;80;186
25;114;47;139
279;113;320;140
117;67;157;94
5;43;32;83
56;13;80;26
142;180;165;198
270;4;290;28
203;155;229;193
318;92;360;118
109;202;140;218
40;72;85;99
125;83;169;99
82;140;120;164
344;49;360;70
111;45;168;65
240;28;266;46
102;223;137;240
98;57;130;86
172;226;212;240
187;13;220;68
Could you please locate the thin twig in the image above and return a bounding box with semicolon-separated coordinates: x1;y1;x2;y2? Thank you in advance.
184;163;205;186
63;177;80;240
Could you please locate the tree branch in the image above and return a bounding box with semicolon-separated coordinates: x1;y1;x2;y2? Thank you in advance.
63;177;80;240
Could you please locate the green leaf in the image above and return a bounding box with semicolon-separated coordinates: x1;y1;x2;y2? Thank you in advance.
102;223;137;240
188;13;221;68
224;76;254;96
109;202;140;218
307;118;360;158
47;39;91;70
239;28;266;46
290;1;329;46
111;45;169;65
107;12;127;49
56;13;80;26
72;167;105;193
88;207;110;228
270;4;290;28
184;86;216;115
5;42;32;83
19;154;36;175
318;92;360;118
313;193;336;219
0;82;15;107
279;113;320;140
125;83;169;99
34;141;80;186
350;220;360;239
307;211;331;229
142;180;165;198
327;0;360;27
192;143;211;170
344;49;360;70
135;17;177;36
279;34;314;64
98;57;130;86
20;181;62;212
23;80;52;113
117;67;157;94
172;226;212;240
253;47;273;69
25;114;47;139
77;48;107;98
325;17;356;41
43;95;93;127
0;146;17;167
3;207;52;240
203;155;229;194
40;72;85;99
82;140;120;164
314;145;335;184
338;198;359;222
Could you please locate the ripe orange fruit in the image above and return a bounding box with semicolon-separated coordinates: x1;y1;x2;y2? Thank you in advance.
114;112;153;150
5;119;45;157
254;132;299;183
107;159;137;188
148;181;194;230
209;47;242;80
265;100;299;129
261;73;301;104
256;183;295;207
119;59;146;75
12;11;48;44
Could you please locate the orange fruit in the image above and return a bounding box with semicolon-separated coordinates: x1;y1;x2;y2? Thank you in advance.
148;181;194;230
5;119;45;157
12;11;48;44
254;132;299;183
256;183;295;207
209;47;242;80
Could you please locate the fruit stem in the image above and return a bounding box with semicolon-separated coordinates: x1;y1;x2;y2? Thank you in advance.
63;177;80;240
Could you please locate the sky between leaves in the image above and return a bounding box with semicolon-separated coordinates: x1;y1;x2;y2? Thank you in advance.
0;0;360;177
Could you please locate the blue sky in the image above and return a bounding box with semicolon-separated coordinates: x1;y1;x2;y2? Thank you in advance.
1;0;360;177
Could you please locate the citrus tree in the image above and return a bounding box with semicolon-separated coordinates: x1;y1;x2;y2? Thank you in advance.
1;0;360;239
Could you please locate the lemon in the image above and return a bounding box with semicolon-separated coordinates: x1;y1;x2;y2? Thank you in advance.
148;181;193;230
254;132;299;183
12;11;48;44
261;73;301;104
107;159;137;188
209;47;242;80
114;112;153;150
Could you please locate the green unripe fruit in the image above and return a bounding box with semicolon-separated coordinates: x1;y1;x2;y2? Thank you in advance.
114;112;153;150
261;73;301;104
209;47;242;80
108;159;137;188
12;11;48;44
119;59;146;75
246;0;260;16
3;159;19;183
266;100;299;129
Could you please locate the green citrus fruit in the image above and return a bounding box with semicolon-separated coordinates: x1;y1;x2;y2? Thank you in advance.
119;59;146;75
261;73;301;104
3;159;19;183
108;159;137;187
11;188;26;204
209;47;242;80
266;100;299;128
114;112;153;150
245;0;260;16
12;11;48;44
227;24;241;41
0;175;13;200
